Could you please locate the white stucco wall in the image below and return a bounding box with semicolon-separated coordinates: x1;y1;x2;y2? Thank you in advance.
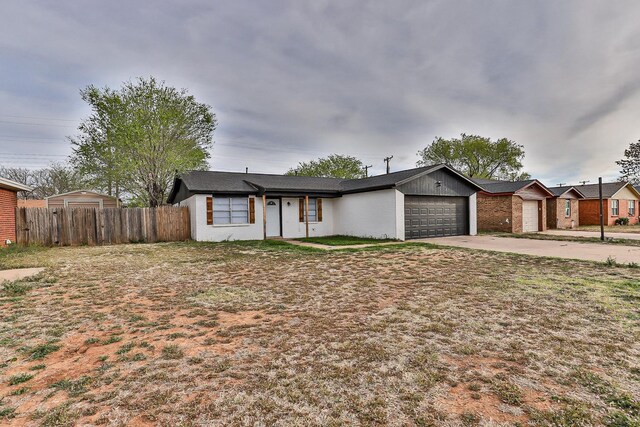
281;197;335;238
180;194;264;241
333;189;403;240
469;193;477;235
178;195;199;240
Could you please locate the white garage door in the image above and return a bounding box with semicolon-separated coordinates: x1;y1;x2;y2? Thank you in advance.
522;200;539;232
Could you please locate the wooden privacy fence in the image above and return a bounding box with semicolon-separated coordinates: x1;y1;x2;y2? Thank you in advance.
15;207;191;246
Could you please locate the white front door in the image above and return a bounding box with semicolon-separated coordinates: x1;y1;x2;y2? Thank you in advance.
266;199;281;237
522;200;539;232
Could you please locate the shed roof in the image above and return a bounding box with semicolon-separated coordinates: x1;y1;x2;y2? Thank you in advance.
45;190;120;200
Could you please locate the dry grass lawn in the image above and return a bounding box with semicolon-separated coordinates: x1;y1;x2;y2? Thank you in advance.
0;241;639;426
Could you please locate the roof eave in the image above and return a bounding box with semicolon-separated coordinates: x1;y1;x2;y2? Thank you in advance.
0;177;33;192
610;182;640;199
516;180;555;197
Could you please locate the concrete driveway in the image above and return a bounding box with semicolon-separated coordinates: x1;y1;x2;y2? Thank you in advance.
541;229;640;241
421;235;640;264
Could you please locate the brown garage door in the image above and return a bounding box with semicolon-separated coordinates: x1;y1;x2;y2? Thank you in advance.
404;196;468;239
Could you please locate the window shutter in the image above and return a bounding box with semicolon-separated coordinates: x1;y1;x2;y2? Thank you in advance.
317;198;323;222
299;198;304;222
206;196;213;225
249;197;255;224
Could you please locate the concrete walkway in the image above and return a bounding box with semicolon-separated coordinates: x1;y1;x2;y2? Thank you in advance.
0;267;45;283
285;240;403;250
420;235;640;264
541;229;640;241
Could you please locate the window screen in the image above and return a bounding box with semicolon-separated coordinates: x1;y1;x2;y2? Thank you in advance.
213;197;249;224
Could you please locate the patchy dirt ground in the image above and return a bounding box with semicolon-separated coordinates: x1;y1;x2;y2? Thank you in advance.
0;241;639;426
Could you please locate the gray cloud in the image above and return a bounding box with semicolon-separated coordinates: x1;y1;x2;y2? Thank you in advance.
1;0;640;182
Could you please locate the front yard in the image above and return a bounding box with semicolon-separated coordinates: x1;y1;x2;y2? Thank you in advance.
0;241;639;426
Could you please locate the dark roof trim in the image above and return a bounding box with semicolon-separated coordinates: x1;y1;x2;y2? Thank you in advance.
395;164;485;191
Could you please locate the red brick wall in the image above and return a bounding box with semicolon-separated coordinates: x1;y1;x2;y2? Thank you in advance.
0;188;18;245
477;193;515;232
511;197;523;233
609;199;639;225
547;198;579;229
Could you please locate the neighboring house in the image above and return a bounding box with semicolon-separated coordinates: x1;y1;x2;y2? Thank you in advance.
167;164;483;242
46;190;121;209
0;177;33;245
17;199;46;208
473;179;554;233
576;182;640;225
546;186;585;229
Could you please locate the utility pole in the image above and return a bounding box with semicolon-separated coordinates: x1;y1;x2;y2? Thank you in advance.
579;180;590;185
598;177;604;241
363;165;373;177
383;156;393;174
556;183;566;187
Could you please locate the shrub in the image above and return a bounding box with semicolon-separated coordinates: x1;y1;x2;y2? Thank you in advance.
615;217;630;226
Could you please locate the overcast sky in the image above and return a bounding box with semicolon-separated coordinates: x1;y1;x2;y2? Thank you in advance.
1;1;639;183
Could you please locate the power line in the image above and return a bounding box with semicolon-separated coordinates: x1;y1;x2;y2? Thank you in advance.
0;114;78;122
0;120;76;128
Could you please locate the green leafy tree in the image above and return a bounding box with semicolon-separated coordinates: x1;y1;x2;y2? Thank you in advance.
285;154;366;179
417;133;528;180
617;140;640;185
71;77;216;206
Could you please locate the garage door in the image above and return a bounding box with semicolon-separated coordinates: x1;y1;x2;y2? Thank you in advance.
404;196;468;239
522;200;539;232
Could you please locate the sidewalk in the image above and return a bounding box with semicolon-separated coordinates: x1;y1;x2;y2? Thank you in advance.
285;240;403;250
0;267;45;283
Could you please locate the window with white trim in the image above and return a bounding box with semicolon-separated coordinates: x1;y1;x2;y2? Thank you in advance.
611;199;619;216
630;200;636;216
564;199;571;217
213;197;249;224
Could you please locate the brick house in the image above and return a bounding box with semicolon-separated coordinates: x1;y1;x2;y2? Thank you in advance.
546;186;585;229
473;179;554;233
0;177;33;246
576;182;640;226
